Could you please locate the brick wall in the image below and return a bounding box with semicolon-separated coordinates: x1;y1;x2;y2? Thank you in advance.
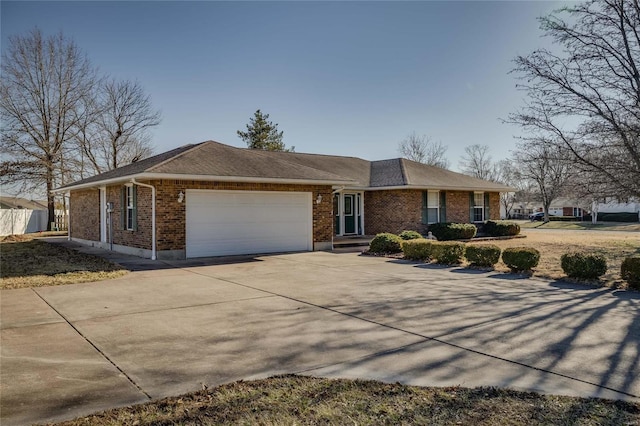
364;190;425;235
71;180;332;252
489;192;500;220
151;180;333;251
105;185;153;250
444;191;471;223
364;189;503;235
69;189;100;241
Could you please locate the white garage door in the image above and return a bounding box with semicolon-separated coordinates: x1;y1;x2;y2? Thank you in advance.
186;190;313;258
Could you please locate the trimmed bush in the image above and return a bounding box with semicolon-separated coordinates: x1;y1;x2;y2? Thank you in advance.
484;221;521;237
402;239;434;261
369;233;403;254
560;252;607;280
465;244;501;267
621;257;640;289
502;247;540;272
429;223;477;241
432;242;465;265
549;216;580;222
398;230;422;240
598;212;640;223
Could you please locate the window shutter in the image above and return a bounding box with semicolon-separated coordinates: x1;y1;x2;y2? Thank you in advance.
421;191;428;224
439;191;446;223
469;192;475;222
132;185;138;231
484;193;490;221
120;187;126;230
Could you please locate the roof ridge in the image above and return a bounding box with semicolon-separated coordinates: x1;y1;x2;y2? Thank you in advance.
248;148;355;182
398;158;409;186
260;149;368;162
146;141;208;172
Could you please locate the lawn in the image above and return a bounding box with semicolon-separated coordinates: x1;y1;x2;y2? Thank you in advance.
53;375;639;426
466;228;640;287
0;235;128;289
519;220;640;232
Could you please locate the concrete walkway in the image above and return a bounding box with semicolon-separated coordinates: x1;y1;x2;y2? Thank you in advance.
1;243;639;425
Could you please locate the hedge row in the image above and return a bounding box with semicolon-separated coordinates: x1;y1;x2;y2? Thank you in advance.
401;239;539;271
368;232;637;288
429;221;521;240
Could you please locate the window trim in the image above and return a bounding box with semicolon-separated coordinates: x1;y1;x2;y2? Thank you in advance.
124;184;137;231
473;191;484;222
422;190;441;224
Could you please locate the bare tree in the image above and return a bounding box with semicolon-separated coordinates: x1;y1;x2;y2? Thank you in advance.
513;142;573;222
398;132;450;168
0;29;97;229
78;79;160;173
458;144;497;180
493;159;517;218
509;0;640;199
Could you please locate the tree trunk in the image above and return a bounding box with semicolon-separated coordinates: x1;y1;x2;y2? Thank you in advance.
46;166;54;231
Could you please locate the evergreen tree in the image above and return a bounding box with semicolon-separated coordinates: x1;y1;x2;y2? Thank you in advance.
237;109;293;152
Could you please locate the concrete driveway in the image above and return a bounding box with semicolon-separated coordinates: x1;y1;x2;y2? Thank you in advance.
2;250;639;425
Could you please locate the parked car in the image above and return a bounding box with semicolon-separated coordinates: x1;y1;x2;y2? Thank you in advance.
529;212;555;221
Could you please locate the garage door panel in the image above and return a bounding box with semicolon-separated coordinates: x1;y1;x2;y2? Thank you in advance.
186;190;312;258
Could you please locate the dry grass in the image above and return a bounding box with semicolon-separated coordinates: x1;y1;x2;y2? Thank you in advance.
467;229;640;287
519;221;640;232
0;236;127;289
52;375;639;426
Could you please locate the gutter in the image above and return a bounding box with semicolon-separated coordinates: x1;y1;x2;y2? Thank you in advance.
130;179;156;260
53;173;355;193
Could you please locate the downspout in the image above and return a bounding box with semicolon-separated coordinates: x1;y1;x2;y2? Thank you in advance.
65;192;71;241
131;179;156;260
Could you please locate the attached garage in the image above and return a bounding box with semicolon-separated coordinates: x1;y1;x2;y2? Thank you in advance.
185;190;313;258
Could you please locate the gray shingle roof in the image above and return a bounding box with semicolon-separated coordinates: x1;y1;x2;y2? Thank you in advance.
59;140;514;192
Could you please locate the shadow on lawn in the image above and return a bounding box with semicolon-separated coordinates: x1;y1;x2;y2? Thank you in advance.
0;240;126;279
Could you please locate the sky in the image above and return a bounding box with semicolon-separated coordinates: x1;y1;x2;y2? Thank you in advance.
1;0;567;171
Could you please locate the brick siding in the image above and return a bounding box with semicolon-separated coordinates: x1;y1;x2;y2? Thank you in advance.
489;192;500;220
69;189;100;242
364;189;502;235
71;180;333;252
444;191;471;223
364;190;425;235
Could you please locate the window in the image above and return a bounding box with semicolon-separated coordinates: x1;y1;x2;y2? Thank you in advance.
473;192;484;222
422;191;440;224
126;186;134;230
121;185;137;231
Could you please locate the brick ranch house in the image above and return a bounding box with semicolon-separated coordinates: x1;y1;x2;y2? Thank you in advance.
55;140;513;259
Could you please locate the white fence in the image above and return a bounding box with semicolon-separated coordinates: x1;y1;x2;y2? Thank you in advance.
0;209;48;236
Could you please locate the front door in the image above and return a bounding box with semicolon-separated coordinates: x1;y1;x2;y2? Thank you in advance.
344;194;356;234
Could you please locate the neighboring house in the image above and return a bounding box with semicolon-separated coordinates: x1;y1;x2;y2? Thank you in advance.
0;197;48;235
516;198;584;218
0;197;47;210
55;140;512;259
597;198;640;214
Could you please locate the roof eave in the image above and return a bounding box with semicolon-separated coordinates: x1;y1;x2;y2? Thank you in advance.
53;173;355;192
350;184;516;192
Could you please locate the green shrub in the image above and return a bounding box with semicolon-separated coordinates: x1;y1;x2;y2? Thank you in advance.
402;239;434;261
369;233;403;254
549;216;580;222
432;242;465;265
597;212;640;223
560;252;607;280
484;221;521;237
429;223;477;241
621;257;640;289
502;247;540;272
465;244;501;267
398;230;422;240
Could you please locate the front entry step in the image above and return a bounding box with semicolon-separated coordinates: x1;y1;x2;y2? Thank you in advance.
333;235;374;248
